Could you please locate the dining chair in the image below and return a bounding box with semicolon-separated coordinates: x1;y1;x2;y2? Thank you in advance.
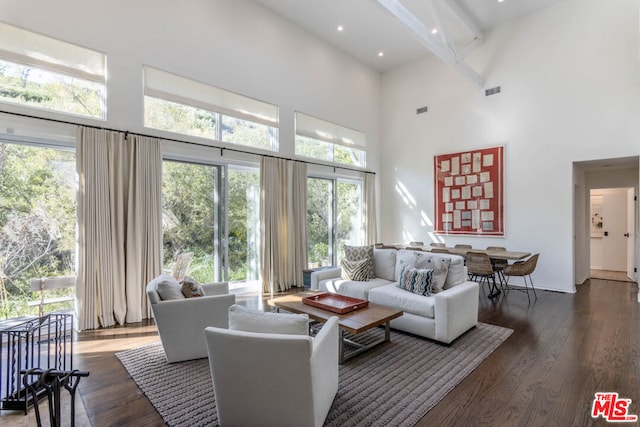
430;248;450;254
465;251;500;299
454;244;472;249
409;241;424;246
430;242;446;247
486;246;508;289
503;253;539;303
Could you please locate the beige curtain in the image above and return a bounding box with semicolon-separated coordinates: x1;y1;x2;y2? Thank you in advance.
76;127;162;330
363;172;377;245
260;157;307;294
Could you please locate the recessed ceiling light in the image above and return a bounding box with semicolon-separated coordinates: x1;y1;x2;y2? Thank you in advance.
337;25;343;32
498;0;504;2
431;28;438;34
378;51;384;57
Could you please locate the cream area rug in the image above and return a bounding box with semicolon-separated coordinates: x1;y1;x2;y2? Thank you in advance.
117;323;512;427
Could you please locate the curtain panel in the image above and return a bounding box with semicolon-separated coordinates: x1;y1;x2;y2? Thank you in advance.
76;127;162;330
260;157;307;294
364;173;377;245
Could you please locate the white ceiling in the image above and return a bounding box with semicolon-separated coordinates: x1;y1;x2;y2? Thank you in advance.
253;0;567;73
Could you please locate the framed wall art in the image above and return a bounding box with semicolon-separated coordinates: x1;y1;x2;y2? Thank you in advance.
434;145;504;236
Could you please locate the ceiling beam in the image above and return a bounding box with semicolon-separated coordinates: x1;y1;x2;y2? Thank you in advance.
441;0;484;41
377;0;484;87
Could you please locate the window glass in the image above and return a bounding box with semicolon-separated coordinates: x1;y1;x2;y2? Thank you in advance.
307;178;333;268
295;112;366;168
162;161;220;284
0;23;106;119
0;142;76;318
306;176;363;267
221;116;278;151
145;96;217;140
162;160;261;289
226;167;260;283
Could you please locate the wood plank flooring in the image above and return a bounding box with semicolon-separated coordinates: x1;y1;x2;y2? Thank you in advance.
9;279;638;426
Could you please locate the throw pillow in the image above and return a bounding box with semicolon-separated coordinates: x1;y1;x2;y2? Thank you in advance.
344;244;375;279
180;276;204;298
396;262;435;296
341;258;371;281
155;274;185;300
422;256;451;293
228;304;309;336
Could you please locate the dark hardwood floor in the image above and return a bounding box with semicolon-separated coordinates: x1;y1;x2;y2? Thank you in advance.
74;279;639;426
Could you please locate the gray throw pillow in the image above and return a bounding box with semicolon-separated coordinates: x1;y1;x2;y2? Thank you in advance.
155;274;185;300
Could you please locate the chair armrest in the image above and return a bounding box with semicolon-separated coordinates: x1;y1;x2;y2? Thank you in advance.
433;281;479;344
202;282;229;296
310;268;341;290
311;317;339;426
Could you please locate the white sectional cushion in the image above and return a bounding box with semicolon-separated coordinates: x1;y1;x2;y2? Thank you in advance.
369;284;435;319
319;277;392;301
228;304;309;335
373;248;397;281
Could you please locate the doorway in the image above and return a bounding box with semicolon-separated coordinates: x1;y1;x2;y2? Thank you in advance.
589;188;635;282
573;156;639;286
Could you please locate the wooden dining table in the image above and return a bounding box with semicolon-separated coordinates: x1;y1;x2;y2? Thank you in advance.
396;245;531;261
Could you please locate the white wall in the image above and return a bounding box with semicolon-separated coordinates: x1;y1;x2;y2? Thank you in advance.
380;0;640;292
0;0;382;172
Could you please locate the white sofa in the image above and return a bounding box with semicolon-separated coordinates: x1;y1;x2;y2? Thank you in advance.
310;248;479;344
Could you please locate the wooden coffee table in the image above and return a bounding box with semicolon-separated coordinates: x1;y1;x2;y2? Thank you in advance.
269;291;403;363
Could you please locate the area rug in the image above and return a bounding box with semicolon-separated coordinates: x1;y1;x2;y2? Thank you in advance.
116;323;512;427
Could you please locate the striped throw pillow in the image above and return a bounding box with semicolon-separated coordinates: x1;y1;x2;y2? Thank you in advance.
343;245;375;279
397;262;434;296
341;258;371;281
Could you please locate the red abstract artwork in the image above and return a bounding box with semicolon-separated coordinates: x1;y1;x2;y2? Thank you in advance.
434;146;504;236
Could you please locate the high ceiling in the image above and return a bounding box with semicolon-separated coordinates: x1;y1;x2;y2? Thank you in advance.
253;0;567;83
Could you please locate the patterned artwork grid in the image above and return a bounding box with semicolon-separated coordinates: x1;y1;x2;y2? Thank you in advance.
434;146;504;236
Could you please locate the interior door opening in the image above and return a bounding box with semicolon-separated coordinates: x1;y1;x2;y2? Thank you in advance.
589;188;635;282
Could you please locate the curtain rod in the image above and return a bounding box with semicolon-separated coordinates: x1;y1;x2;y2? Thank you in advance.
0;109;375;175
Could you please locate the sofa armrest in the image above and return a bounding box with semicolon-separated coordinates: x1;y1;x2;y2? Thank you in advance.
310;267;341;290
202;281;229;296
433;281;479;344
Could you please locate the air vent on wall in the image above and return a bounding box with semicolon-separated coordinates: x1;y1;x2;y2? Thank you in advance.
485;86;501;96
416;106;428;114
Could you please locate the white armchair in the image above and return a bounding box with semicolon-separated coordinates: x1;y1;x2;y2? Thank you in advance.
204;315;339;427
146;275;235;363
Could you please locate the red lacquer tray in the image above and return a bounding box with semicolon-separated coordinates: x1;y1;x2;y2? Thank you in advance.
302;293;368;314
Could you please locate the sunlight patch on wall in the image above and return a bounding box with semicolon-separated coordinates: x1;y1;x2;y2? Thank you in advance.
395;180;416;209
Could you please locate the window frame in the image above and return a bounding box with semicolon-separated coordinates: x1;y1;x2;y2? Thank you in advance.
144;66;279;152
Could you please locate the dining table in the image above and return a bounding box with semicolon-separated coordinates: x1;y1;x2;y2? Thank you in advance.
395;245;531;261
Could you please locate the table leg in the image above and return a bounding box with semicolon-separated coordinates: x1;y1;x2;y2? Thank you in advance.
384;321;391;342
339;329;345;365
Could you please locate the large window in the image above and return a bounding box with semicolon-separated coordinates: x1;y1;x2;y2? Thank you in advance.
307;177;363;268
162;160;260;288
144;67;278;151
295;112;366;168
0;22;106;119
0;142;76;318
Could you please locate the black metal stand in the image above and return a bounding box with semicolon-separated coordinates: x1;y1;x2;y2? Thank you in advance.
21;368;89;427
